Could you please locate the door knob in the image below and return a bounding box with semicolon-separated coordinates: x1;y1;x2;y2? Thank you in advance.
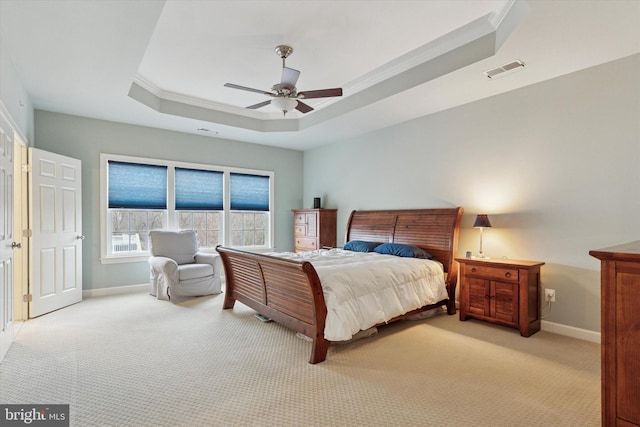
77;235;85;240
11;242;22;249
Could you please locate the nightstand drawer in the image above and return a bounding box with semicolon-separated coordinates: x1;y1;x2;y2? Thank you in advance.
295;238;317;251
467;265;519;282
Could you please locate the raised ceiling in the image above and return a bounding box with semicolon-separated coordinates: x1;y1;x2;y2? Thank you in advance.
1;0;639;150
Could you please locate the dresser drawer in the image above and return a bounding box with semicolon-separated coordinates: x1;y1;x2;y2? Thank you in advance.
294;225;307;237
294;213;307;225
295;238;317;251
466;265;519;282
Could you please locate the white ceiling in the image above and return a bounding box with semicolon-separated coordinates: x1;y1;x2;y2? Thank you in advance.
1;0;639;151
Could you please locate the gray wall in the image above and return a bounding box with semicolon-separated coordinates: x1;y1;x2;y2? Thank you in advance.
303;54;640;333
34;112;304;290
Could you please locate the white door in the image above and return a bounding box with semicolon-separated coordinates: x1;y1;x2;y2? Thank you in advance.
29;148;83;317
0;111;16;360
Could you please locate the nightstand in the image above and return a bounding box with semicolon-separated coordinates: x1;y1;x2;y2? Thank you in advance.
456;257;544;337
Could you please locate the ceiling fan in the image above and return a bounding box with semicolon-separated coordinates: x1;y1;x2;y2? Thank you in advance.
224;45;343;116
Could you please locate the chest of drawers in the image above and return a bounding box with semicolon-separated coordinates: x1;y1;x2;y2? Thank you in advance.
292;209;336;252
590;242;640;426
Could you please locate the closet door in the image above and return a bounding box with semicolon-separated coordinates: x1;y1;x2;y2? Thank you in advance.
0;112;15;361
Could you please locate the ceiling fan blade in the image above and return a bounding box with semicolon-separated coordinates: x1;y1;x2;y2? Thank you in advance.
224;83;272;96
295;101;314;114
281;67;300;89
298;88;343;99
246;100;272;110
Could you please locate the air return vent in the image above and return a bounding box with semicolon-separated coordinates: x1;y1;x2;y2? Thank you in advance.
485;60;525;78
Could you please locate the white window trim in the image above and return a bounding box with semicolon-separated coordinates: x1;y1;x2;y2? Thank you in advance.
99;153;274;264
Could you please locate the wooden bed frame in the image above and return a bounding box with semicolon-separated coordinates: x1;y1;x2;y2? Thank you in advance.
216;207;463;364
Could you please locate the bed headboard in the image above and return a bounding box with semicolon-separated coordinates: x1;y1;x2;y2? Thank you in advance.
345;207;464;276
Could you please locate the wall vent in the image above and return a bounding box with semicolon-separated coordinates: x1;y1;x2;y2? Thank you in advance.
485;60;525;79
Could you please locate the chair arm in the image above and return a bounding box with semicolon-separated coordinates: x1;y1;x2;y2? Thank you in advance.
196;253;222;278
195;252;221;270
148;256;178;277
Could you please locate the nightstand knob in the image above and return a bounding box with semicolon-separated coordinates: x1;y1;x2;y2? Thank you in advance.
471;268;477;273
505;272;511;278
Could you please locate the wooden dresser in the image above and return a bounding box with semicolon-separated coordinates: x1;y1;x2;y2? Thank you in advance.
590;241;640;427
456;257;544;337
292;208;337;252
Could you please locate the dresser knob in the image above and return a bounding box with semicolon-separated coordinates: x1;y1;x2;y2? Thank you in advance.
471;268;477;273
505;272;511;278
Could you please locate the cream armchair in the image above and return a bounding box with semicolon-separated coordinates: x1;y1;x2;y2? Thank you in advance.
148;230;222;303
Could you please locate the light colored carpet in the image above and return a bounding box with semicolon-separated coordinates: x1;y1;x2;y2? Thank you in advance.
0;290;600;426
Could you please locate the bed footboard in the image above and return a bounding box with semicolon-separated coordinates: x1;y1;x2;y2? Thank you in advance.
216;246;330;364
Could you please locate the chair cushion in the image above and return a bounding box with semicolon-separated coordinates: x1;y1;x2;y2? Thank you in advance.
178;263;214;281
149;230;198;264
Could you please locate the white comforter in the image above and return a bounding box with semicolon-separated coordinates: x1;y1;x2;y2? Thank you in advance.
270;249;448;341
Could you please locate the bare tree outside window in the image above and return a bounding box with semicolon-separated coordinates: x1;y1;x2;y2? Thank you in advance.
231;211;266;246
110;210;164;254
178;211;221;248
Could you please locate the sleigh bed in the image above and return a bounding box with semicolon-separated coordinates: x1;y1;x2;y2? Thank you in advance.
216;207;463;364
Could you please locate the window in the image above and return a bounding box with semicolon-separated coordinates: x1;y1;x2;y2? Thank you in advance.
175;167;223;249
230;173;270;247
100;154;274;263
108;161;167;254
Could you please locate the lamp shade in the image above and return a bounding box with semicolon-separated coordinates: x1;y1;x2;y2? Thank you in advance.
271;97;298;113
473;214;492;228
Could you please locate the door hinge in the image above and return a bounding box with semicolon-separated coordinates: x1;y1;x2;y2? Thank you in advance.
23;294;32;302
22;163;32;173
23;229;32;238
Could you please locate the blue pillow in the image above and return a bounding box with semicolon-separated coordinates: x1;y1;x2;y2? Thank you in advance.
374;243;434;259
343;240;381;253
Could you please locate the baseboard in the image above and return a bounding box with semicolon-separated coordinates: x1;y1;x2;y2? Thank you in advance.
455;300;600;344
83;284;148;298
541;320;601;344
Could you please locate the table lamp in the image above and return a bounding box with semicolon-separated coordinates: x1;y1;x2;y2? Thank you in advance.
473;214;492;258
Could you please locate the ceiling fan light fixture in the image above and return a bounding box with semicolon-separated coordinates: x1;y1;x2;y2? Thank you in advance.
225;45;342;116
271;97;298;115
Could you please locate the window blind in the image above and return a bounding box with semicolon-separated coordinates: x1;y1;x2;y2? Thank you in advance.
175;167;223;210
108;161;167;209
230;173;270;211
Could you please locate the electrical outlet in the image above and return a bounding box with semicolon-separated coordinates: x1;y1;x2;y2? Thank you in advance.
545;289;556;302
